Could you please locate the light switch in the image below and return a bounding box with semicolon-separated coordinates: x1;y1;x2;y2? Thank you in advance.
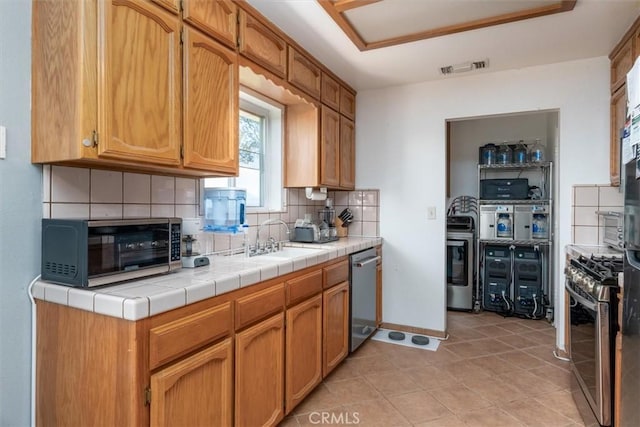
0;126;6;159
427;206;436;220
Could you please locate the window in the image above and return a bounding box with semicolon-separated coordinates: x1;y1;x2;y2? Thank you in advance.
203;90;283;212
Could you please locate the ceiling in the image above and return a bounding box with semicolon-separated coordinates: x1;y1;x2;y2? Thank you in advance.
246;0;640;91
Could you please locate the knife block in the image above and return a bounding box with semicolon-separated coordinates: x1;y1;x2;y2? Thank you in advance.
336;217;348;237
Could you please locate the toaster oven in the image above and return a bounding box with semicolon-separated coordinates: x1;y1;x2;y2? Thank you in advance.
597;211;624;251
41;218;182;287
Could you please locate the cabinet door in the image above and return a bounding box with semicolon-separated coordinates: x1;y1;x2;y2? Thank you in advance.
321;106;341;188
235;313;285;427
285;294;323;414
288;46;321;99
183;0;237;48
323;281;350;378
376;264;382;327
611;84;627;187
339;117;355;189
321;73;341;111
339;87;356;120
98;0;181;166
183;27;239;174
612;37;634;92
238;10;287;78
150;338;233;427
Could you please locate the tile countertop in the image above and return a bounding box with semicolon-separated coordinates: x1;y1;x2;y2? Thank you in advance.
565;244;624;259
31;237;382;321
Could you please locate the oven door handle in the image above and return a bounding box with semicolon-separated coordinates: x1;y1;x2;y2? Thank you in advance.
565;281;598;312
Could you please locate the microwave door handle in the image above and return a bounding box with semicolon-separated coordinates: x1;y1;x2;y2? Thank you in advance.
447;241;466;247
565;280;598;312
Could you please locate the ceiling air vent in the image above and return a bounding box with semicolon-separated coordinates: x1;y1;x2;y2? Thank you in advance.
440;59;489;75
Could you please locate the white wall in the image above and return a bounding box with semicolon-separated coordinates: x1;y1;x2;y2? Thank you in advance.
0;1;40;425
357;57;610;348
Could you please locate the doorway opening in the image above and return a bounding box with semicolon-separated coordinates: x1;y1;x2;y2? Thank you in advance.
444;110;559;333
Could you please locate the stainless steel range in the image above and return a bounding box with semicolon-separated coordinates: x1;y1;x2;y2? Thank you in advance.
565;254;622;426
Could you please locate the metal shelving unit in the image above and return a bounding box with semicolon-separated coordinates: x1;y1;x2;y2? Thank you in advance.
476;161;553;318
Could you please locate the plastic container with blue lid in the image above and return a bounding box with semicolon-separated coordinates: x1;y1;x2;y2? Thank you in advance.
203;188;246;233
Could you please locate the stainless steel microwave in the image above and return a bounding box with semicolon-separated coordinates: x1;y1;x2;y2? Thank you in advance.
41;218;182;287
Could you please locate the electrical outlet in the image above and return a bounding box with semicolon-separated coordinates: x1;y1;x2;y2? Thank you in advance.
427;206;436;220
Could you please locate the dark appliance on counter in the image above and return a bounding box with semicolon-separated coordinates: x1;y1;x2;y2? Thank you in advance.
41;218;182;287
566;254;622;426
447;215;475;311
349;248;380;352
479;178;529;200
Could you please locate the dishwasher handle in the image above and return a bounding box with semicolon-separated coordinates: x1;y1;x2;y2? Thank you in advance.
354;256;381;268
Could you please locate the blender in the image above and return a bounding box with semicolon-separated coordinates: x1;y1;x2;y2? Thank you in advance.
318;198;338;241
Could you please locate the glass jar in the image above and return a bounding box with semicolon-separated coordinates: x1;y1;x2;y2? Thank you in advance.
481;144;496;165
513;141;527;164
529;138;545;163
496;144;512;164
496;213;512;238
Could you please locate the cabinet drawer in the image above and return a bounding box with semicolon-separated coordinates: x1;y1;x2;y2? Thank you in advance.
286;269;323;306
149;302;232;370
339;87;356;120
235;283;285;330
323;260;349;289
238;10;287;78
288;46;321;99
321;73;340;111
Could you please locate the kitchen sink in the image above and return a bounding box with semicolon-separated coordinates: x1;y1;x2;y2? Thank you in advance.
254;246;326;259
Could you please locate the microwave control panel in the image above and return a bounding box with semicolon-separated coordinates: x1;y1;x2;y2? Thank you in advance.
171;223;181;261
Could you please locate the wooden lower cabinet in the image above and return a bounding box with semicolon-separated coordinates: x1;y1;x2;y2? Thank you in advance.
235;312;285;427
150;338;233;427
285;294;323;414
323;281;350;378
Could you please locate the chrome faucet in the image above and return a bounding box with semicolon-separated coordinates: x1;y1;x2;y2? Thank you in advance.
247;219;291;257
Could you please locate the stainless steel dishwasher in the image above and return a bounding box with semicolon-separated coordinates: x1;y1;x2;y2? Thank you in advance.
350;248;380;352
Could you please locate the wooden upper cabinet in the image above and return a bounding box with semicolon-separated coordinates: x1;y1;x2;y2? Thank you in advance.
182;0;237;48
150;338;233;427
98;0;182;166
611;85;627;186
339;87;356;120
182;27;239;174
151;0;180;14
238;9;287;78
321;72;341;111
320;106;341;188
288;46;322;99
611;37;634;92
340;117;355;190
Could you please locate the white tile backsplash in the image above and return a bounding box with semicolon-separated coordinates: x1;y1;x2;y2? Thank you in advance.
51;166;90;203
123;173;151;203
90;204;123;219
90;170;123;203
151;175;175;204
175;204;197;218
123;204;151;218
50;203;90;218
43;165;51;202
599;185;623;207
176;178;197;204
151;204;175;217
572;184;623;244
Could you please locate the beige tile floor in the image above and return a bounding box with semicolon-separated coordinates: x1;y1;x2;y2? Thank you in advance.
280;311;585;427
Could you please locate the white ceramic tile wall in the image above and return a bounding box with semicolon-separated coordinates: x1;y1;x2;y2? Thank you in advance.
571;184;623;245
44;165;199;222
43;165;381;254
